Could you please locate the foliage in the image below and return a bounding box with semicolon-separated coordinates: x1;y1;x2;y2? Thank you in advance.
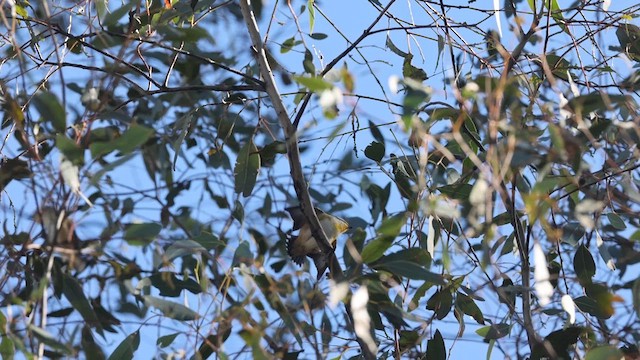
1;0;640;359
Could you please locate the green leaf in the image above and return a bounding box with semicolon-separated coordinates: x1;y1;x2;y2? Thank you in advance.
56;134;84;166
633;277;640;320
149;272;202;297
107;331;140;360
531;327;585;360
102;2;135;26
565;92;631;115
574;244;596;282
0;335;14;358
195;335;222;360
361;214;406;263
617;23;640;62
293;76;332;92
157;333;179;348
438;183;473;200
143;296;199;320
403;54;427;82
379;248;431;266
374;260;445;284
232;241;253;267
435;34;444;69
62;274;103;335
425;329;446;360
545;0;568;34
585;346;623;360
29;325;73;354
280;36;297;53
33;92;66;133
309;33;327;40
89;153;136;185
475;323;510;340
455;292;484;324
574;295;604;318
90;125;154;158
234;139;260;197
172;112;193;171
364;141;385;163
123;222;162;245
163;240;207;262
303;49;315;74
386;35;408;58
307;0;315;34
368;120;385;145
156;25;211;42
426;288;453;320
606;213;626;230
192;232;225;250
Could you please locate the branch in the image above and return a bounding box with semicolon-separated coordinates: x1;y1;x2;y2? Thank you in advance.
238;0;331;256
239;2;375;358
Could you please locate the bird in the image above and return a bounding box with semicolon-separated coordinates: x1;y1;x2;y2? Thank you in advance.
35;207;80;249
33;207;94;271
285;206;349;273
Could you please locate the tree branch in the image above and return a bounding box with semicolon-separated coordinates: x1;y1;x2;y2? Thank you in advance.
238;2;375;358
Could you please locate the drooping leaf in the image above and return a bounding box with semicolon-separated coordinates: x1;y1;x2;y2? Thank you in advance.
425;329;446;360
143;296;199;321
403;54;427;82
617;23;640;62
585;346;623;360
29;325;73;355
90;125;154;158
361;214;406;263
426;288;453;320
156;333;180;348
574;244;596;283
62;274;103;335
107;331;140;360
123;222;162;246
234;139;260;197
149;272;202;297
386;35;408;58
33;92;66;133
373;260;445;284
293;76;332;92
606;213;626;230
364;141;385;163
531;327;585;360
455;292;485;324
475;323;510;340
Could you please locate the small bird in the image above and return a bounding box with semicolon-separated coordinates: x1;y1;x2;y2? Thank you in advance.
285;206;349;270
34;207;93;271
35;207;79;248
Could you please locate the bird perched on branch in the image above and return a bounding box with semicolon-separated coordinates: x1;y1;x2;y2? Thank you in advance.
33;207;94;271
285;206;349;278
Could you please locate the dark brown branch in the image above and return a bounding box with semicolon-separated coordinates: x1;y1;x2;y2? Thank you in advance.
239;1;376;358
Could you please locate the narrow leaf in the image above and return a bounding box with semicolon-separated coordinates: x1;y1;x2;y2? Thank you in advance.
62;274;103;335
143;296;199;321
108;331;140;360
234;140;261;197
